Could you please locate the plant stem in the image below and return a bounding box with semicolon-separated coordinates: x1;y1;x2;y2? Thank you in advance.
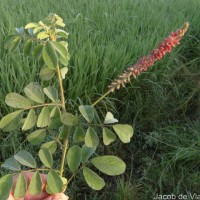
92;90;111;107
24;103;62;111
56;64;66;111
56;63;69;177
67;164;85;184
60;128;70;177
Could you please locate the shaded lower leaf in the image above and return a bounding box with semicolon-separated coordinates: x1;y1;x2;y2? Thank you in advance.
27;129;46;145
73;126;85;143
49;107;62;129
61;112;78;126
28;171;42;195
43;86;58;102
22;109;36;131
46;170;63;194
0;174;13;200
39;148;53;168
79;105;94;122
14;173;27;198
81;145;96;164
33;44;43;59
1;157;21;171
0;110;23;132
83;167;105;190
67;145;81;172
41;141;57;154
39;67;55;81
103;127;116;145
37;107;51;128
85;127;99;147
23;39;33;55
14;150;37;168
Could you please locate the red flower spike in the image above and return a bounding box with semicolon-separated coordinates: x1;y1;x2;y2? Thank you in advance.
108;22;189;92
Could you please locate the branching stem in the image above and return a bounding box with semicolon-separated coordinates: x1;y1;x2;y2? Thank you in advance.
24;103;62;111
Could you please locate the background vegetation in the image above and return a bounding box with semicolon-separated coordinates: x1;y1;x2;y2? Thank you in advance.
0;0;200;199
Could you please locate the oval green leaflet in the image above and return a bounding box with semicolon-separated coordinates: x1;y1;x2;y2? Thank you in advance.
0;110;24;132
5;93;31;109
83;167;105;190
91;156;126;176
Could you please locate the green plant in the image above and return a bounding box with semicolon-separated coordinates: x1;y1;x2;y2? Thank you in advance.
0;14;188;199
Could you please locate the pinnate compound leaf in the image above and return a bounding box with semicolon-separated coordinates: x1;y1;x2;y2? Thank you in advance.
60;67;68;79
43;41;58;70
83;167;105;190
5;93;31;108
27;129;46;145
61;112;78;126
28;171;42;195
79;105;94;122
37;107;51;128
14;150;37;168
43;86;58;102
103;127;116;145
39;67;55;81
0;174;13;200
0;110;23;132
73;126;85;143
14;173;27;198
85;127;99;147
24;82;44;103
39;148;53;168
58;125;67;140
104;112;118;124
22;109;36;131
41;141;57;154
67;145;81;172
91;156;126;176
1;157;21;171
49;107;62;129
81;145;96;164
113;124;134;143
46;170;63;194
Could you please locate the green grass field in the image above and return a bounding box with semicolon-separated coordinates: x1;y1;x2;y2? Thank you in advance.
0;0;200;199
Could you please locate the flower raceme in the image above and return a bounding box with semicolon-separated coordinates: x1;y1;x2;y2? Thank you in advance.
108;22;189;92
